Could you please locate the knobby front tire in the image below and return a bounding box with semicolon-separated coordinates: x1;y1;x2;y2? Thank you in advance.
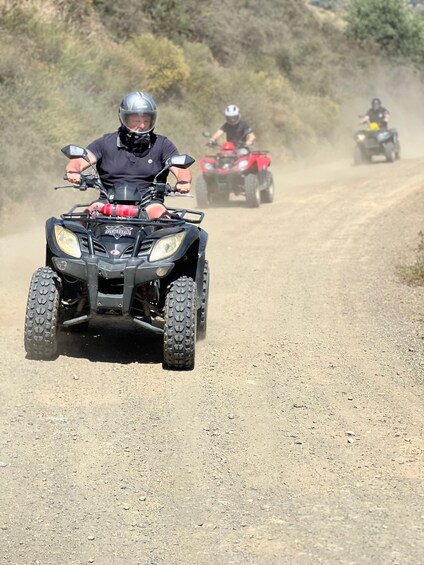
163;276;197;370
24;267;61;360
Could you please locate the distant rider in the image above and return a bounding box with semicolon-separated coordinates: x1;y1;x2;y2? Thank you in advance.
361;98;391;129
209;105;256;148
65;91;191;219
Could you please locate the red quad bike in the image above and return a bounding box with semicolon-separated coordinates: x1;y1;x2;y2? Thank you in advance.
196;133;274;208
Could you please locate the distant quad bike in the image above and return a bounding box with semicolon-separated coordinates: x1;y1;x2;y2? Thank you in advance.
354;121;400;165
196;132;274;208
24;146;209;370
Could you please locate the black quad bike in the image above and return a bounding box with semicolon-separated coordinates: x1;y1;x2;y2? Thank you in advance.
24;146;209;370
353;121;401;165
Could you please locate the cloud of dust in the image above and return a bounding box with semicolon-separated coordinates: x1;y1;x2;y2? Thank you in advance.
339;63;424;160
0;163;88;299
283;61;424;172
0;170;79;235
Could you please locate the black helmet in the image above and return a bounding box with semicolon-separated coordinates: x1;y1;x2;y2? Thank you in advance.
371;98;382;111
119;91;157;144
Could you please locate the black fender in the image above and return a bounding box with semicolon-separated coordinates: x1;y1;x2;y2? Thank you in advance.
45;217;89;266
45;217;63;263
156;226;208;307
195;229;208;301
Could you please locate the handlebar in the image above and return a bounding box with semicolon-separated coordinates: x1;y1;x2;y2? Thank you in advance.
205;141;254;152
56;174;191;200
141;183;192;199
56;172;103;191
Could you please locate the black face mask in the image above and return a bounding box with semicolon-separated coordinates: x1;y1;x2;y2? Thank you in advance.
119;127;151;151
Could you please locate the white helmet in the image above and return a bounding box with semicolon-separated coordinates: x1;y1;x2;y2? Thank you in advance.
224;104;241;124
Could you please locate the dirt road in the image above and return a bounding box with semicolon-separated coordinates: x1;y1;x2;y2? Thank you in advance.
0;156;423;564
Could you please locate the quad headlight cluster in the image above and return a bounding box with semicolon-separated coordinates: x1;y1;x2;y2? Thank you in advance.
54;225;185;263
54;225;81;258
377;131;390;142
149;232;185;262
237;159;249;170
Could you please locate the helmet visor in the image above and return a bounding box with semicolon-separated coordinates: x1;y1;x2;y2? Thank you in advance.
120;110;156;133
226;115;239;125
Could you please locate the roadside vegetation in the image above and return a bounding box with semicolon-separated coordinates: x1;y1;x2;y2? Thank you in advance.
1;0;424;212
397;232;424;286
347;0;424;65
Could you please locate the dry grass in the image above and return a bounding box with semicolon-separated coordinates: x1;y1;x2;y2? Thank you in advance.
397;232;424;286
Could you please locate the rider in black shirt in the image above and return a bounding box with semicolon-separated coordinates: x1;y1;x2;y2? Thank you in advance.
209;105;256;148
65;91;191;218
361;98;391;129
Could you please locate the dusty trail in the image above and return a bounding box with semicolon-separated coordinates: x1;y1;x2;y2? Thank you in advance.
0;156;423;564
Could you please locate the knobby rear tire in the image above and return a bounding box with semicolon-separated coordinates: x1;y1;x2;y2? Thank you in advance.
245;173;260;208
197;261;209;340
24;267;61;359
384;141;395;163
354;146;363;166
195;176;210;208
260;171;274;203
163;276;197;370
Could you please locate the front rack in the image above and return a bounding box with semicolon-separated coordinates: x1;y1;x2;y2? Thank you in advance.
61;204;205;226
167;207;204;224
205;149;269;159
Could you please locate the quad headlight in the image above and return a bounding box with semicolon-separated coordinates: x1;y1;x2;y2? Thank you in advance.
149;231;185;262
54;225;81;258
377;131;390;142
204;162;215;170
237;159;249;170
357;133;366;142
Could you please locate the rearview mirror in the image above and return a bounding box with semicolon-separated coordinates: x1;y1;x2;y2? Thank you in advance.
153;153;195;183
61;145;91;163
166;154;195;169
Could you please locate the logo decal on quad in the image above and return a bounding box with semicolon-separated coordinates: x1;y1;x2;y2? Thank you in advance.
105;226;133;240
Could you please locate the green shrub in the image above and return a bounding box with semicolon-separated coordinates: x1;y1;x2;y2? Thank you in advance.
2;0;422;213
346;0;424;64
180;42;222;127
127;34;190;96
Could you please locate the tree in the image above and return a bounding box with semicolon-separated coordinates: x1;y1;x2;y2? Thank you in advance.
346;0;424;64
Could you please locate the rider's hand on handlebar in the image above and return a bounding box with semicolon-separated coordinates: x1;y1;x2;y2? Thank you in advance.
65;171;82;185
175;180;191;194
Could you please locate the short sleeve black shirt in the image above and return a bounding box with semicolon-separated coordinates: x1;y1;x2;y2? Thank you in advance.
366;107;389;125
87;131;179;192
220;120;252;145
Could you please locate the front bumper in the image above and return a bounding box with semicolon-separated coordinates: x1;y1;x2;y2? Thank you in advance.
203;171;244;194
52;255;174;315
